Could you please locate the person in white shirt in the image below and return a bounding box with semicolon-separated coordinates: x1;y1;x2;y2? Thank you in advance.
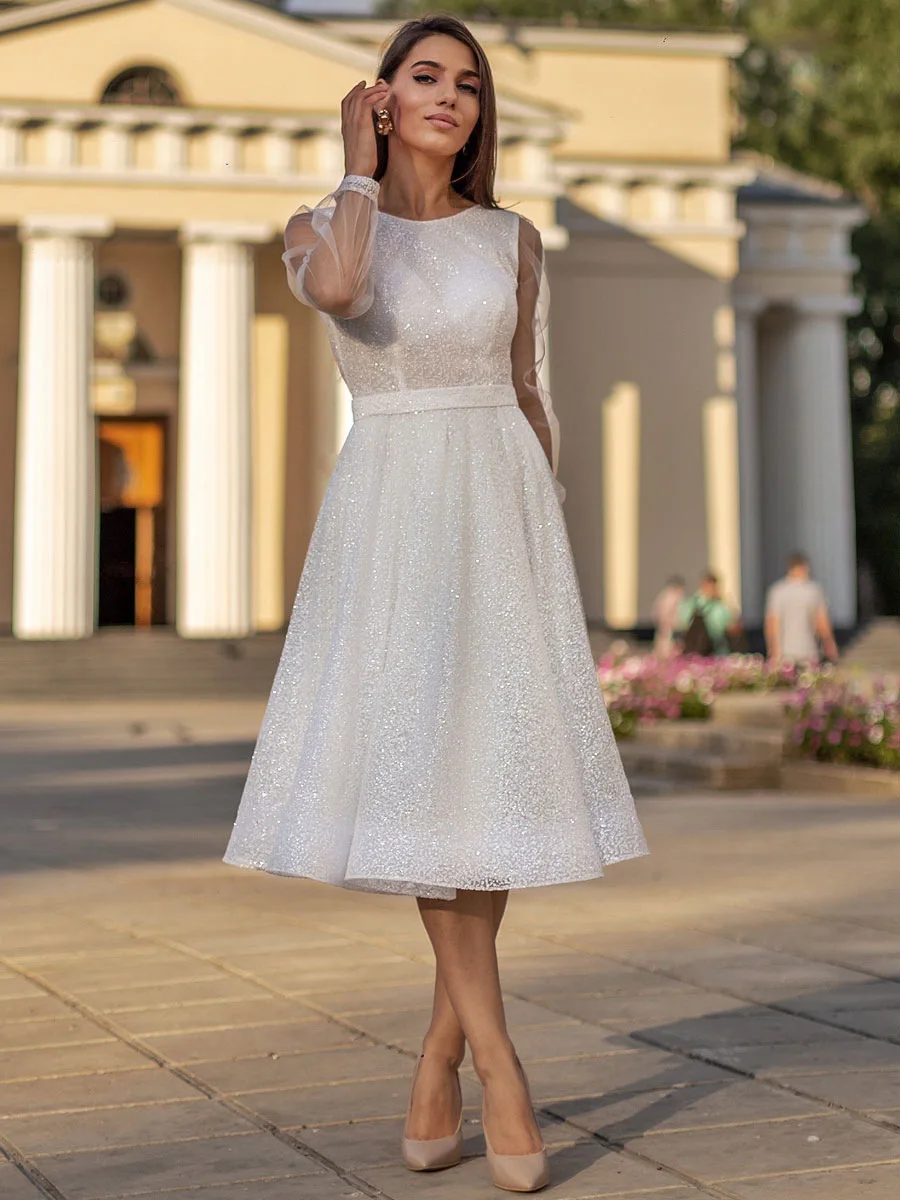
764;552;838;664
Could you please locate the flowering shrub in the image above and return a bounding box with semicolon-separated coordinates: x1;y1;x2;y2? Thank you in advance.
597;644;830;738
784;678;900;771
597;652;714;738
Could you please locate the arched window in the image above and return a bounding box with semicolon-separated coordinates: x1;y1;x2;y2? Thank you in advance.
101;66;181;107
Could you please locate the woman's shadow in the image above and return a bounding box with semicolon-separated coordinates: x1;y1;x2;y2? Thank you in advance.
501;976;898;1187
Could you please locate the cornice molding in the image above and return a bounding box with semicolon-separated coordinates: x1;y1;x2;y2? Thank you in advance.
319;19;747;60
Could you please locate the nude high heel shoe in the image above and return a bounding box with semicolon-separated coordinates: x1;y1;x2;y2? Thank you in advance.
401;1053;464;1172
483;1054;550;1193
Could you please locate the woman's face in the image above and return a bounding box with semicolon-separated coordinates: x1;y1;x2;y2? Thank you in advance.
385;34;481;160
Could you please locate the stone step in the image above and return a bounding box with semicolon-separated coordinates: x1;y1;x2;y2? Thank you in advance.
840;617;900;676
780;760;900;798
633;719;785;762
624;772;686;797
710;690;791;729
617;741;780;790
0;630;283;699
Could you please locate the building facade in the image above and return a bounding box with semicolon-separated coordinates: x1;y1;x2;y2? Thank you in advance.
0;1;862;638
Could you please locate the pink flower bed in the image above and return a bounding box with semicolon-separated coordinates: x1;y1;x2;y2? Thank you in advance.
596;644;828;739
784;678;900;771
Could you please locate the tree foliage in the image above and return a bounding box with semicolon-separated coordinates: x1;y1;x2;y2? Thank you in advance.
738;2;900;615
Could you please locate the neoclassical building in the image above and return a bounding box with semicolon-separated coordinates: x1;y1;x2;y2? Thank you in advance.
0;0;862;639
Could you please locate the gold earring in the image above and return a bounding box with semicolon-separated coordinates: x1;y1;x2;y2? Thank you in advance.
375;108;393;136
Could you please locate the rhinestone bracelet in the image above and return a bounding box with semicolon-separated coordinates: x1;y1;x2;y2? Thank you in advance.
336;174;380;200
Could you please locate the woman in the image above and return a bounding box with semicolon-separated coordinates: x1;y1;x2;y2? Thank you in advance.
224;14;648;1193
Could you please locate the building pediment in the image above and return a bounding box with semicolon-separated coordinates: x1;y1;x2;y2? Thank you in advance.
0;0;379;111
0;0;566;130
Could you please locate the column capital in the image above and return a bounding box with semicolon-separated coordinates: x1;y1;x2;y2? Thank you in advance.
19;214;114;241
794;293;862;319
181;220;275;246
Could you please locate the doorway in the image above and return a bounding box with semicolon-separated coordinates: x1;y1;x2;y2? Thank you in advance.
97;419;167;626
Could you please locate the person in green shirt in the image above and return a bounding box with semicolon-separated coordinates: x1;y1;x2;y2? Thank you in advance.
677;571;737;657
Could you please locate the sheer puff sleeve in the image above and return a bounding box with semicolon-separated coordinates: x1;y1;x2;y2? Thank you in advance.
512;214;565;504
282;175;379;319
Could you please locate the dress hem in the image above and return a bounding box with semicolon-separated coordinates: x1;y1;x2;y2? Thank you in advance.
220;848;650;899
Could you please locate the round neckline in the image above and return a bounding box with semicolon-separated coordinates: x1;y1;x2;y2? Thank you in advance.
377;204;481;225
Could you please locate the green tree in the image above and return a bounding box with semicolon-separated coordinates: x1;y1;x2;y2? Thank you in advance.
737;1;900;614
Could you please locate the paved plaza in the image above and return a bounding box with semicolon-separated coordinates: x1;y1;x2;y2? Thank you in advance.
1;700;900;1200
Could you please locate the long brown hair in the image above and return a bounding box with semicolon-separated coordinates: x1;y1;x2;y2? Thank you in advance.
374;14;500;209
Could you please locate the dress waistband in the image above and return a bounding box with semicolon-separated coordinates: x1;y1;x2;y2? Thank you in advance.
352;383;518;421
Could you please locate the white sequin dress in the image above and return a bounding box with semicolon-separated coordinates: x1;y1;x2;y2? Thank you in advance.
223;180;648;899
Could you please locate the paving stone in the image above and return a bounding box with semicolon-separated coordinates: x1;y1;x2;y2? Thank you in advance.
302;983;440;1014
3;1066;200;1117
2;1097;258;1154
237;1073;482;1127
722;1163;900;1199
362;1141;687;1199
784;1068;900;1111
524;1048;735;1103
0;976;45;1000
676;958;876;997
196;1044;406;1093
513;1022;641;1062
812;1008;900;1040
0;994;75;1023
505;963;699;998
0;1163;46;1200
0;1018;114;1052
111;997;313;1035
533;990;748;1028
628;1112;900;1182
37;961;226;992
641;1008;862;1051
0;1039;154;1082
75;976;268;1010
34;1132;324;1198
779;979;900;1014
337;1006;433;1048
292;1111;590;1168
175;1179;372;1200
702;1035;900;1076
143;1018;358;1062
186;930;354;955
547;1079;831;1141
218;945;412;974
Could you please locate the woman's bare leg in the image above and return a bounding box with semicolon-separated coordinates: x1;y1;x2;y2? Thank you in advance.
406;889;510;1139
413;889;542;1154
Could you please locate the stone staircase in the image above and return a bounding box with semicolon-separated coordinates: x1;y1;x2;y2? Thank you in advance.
839;617;900;677
619;692;790;793
0;629;283;699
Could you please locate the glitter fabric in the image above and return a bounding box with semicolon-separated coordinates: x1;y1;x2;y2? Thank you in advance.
223;202;649;898
336;173;382;201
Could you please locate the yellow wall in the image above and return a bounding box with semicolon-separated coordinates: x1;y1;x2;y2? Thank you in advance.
0;0;363;110
490;48;731;165
549;227;726;622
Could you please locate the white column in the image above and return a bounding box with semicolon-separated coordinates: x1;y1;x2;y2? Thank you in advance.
787;295;860;626
734;294;766;623
14;216;112;639
602;382;641;628
177;221;273;637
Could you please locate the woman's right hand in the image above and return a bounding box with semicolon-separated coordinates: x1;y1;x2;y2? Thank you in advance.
341;79;390;179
